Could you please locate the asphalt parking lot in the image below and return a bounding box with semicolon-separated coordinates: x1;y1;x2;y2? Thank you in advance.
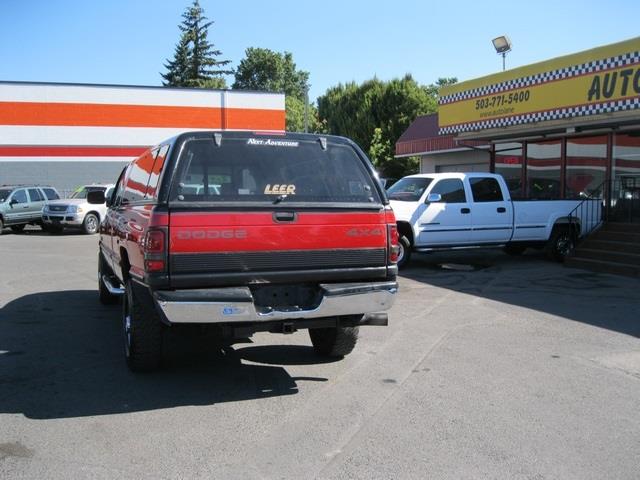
1;228;639;479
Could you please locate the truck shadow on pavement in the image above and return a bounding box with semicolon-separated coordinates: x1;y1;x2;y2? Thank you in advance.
0;290;327;420
401;249;640;338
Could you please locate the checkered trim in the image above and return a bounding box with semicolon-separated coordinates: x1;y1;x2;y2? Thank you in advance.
438;97;640;135
439;51;640;105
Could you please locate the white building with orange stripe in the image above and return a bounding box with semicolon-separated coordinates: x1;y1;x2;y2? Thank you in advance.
0;81;285;193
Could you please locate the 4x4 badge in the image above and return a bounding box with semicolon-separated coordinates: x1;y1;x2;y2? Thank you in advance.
346;228;383;237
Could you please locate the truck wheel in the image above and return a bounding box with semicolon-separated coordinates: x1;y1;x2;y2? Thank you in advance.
503;244;526;256
397;236;412;269
309;325;359;357
123;279;164;372
83;213;99;235
546;227;574;262
0;217;3;235
98;253;120;305
10;224;25;233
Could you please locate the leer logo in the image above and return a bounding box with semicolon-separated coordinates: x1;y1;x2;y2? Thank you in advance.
264;184;296;195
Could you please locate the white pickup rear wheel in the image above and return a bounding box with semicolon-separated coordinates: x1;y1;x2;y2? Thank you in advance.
397;236;412;269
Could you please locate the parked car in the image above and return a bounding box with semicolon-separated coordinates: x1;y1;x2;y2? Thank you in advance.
90;131;398;371
388;172;601;267
0;185;60;234
42;184;114;234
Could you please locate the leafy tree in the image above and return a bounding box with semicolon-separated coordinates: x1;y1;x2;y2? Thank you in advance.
233;48;320;132
285;96;323;133
368;127;392;170
161;0;232;88
424;77;458;99
369;128;419;179
318;74;436;177
233;48;309;100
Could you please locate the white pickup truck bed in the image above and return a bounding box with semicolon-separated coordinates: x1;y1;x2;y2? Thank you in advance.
388;172;601;267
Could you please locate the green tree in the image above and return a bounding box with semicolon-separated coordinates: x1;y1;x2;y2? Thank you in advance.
424;77;458;99
318;74;436;177
233;48;320;132
161;0;232;88
369;128;419;179
233;48;309;99
368;127;392;170
285;96;323;133
162;35;190;87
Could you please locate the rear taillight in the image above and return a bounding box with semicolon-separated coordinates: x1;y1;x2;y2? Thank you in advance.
388;224;399;264
143;229;166;272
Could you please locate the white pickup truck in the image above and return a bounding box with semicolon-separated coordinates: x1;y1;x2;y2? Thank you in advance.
388;173;601;267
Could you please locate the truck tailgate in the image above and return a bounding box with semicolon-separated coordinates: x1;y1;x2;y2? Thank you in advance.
168;210;389;285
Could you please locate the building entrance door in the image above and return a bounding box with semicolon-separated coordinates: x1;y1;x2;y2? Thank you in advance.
611;176;640;223
612;133;640;224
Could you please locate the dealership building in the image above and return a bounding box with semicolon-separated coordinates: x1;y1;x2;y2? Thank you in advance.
0;82;285;194
397;37;640;224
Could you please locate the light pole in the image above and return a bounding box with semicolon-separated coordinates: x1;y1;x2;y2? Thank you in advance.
492;36;512;71
304;86;309;133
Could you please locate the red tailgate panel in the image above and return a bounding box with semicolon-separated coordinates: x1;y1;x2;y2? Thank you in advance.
169;211;388;253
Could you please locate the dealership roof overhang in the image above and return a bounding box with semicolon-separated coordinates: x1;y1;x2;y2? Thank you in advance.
394;113;488;158
438;36;640;143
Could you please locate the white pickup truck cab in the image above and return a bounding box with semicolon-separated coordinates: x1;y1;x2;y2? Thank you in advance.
388;173;600;267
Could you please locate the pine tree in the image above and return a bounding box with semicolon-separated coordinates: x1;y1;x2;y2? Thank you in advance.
161;0;232;88
161;35;190;87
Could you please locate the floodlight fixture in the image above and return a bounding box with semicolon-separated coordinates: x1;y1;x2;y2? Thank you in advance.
492;36;512;71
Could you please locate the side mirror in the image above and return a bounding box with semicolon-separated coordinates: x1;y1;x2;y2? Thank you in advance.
9;198;18;206
426;193;442;203
87;190;106;205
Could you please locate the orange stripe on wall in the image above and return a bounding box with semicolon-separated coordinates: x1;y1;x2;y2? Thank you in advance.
0;102;285;130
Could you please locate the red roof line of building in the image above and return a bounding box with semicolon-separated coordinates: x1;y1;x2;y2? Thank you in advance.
395;113;487;157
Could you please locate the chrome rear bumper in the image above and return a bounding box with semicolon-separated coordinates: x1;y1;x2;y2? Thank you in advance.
153;281;397;324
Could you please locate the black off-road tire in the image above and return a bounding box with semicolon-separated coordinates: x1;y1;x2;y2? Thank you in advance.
10;224;25;233
546;226;575;262
123;279;164;372
503;244;527;256
98;253;120;305
309;325;359;357
0;217;3;234
83;213;99;235
397;236;412;269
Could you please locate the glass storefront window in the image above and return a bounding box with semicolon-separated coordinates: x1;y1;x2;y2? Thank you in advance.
494;142;523;199
565;136;607;199
612;132;640;222
526;140;561;199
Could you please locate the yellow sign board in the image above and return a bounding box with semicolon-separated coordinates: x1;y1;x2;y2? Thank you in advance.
438;37;640;135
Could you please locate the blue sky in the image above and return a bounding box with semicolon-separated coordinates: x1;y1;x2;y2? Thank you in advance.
1;0;639;101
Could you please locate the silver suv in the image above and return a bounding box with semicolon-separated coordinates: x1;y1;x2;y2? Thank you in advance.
0;185;60;234
42;184;114;235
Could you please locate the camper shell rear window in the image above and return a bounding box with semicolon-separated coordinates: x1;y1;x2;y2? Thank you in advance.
169;137;381;205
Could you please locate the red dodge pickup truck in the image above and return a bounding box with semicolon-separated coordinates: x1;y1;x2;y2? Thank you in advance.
89;131;399;371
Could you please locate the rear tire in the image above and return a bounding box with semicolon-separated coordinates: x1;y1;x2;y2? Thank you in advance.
10;224;25;233
83;213;99;235
397;236;412;269
0;217;3;235
546;226;575;262
99;253;120;305
309;325;359;357
123;279;164;372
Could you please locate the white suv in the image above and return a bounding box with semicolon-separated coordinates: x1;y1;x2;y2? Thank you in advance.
42;184;114;234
